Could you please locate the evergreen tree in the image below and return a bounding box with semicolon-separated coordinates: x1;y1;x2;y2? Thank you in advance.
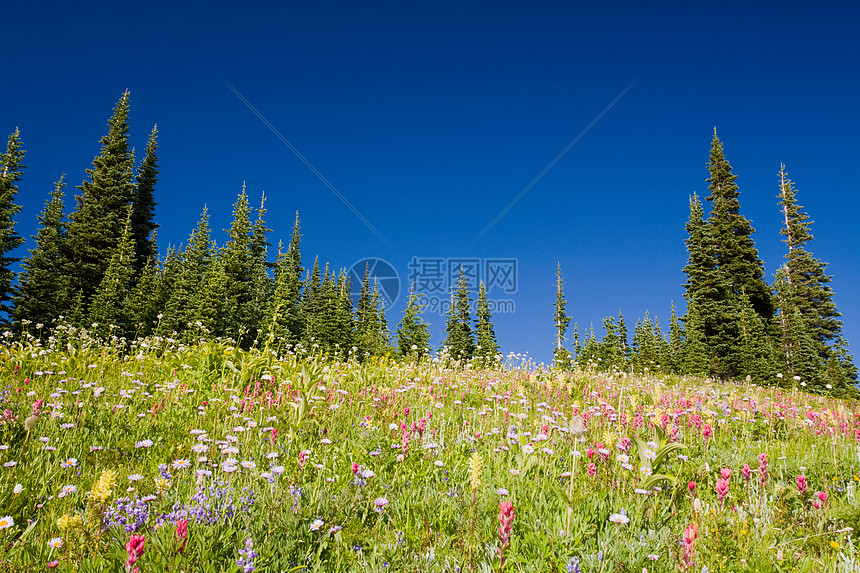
475;281;499;359
196;255;229;339
300;257;322;349
153;247;182;332
0;128;26;321
553;263;571;368
667;302;685;373
396;283;431;358
88;211;136;339
65;91;136;308
705;130;772;319
682;192;737;377
245;193;273;343
631;311;658;372
131;125;159;274
14;176;67;330
126;255;159;337
183;207;215;309
596;315;627;371
156;262;194;339
773;266;825;389
220;186;253;343
266;213;304;345
736;291;777;385
777;165;844;352
441;266;475;359
355;278;391;358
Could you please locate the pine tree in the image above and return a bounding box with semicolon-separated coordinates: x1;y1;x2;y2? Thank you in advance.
245;193;273;343
667;302;684;373
0;128;26;321
126;255;159;337
553;263;571;368
153;247;182;332
396;283;431;358
355;278;391;358
474;281;499;360
706;130;772;319
682;192;736;377
131;125;159;274
265;213;304;345
14;176;67;330
220;185;253;343
300;257;322;348
631;311;658;372
442;267;475;359
65;91;136;308
88;210;136;339
777;165;844;352
196;255;229;339
773;266;825;390
736;292;777;385
683;300;711;376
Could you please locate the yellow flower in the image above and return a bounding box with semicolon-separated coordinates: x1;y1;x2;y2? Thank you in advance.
831;541;840;549
57;513;83;529
740;529;747;535
155;477;170;495
469;452;483;490
602;431;616;449
87;469;117;503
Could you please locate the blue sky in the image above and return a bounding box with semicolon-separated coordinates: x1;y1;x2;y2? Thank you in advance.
4;1;859;364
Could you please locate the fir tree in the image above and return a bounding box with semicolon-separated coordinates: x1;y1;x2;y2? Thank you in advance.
474;281;499;360
442;266;475;359
705;130;772;319
683;300;711;376
667;302;684;373
266;213;304;345
396;283;431;358
88;210;136;339
300;257;322;348
736;292;777;385
553;263;571;368
65;91;136;308
245;193;273;343
220;186;253;342
0;128;26;321
777;165;844;352
131;125;159;273
14;176;67;330
196;255;229;339
126;255;159;337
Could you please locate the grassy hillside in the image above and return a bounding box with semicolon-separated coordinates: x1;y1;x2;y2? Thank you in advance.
0;330;858;572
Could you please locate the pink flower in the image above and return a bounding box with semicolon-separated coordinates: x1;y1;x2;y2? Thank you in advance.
796;475;808;494
742;464;751;481
497;502;516;564
716;478;730;502
688;481;696;493
683;522;699;566
758;453;768;486
586;447;595;460
702;424;713;443
720;467;732;480
125;534;145;573
176;519;188;552
351;462;360;475
587;463;597;477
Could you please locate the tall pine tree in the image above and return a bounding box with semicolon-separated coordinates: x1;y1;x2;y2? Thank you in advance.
553;263;571;368
442;266;475;359
131;125;159;274
14;176;67;330
0;128;26;321
65;91;136;309
474;281;499;359
396;283;431;358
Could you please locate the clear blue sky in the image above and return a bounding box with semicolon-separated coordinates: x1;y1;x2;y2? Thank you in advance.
4;1;859;364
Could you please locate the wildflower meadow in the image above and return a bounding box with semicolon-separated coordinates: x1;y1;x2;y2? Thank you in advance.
1;328;860;572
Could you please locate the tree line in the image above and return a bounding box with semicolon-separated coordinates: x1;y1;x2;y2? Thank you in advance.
553;131;857;397
1;92;501;361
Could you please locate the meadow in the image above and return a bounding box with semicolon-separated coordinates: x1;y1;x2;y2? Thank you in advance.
0;326;859;572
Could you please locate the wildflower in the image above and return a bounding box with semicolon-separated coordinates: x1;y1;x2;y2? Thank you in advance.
61;458;78;468
565;556;582;573
135;439;153;449
13;484;22;494
0;515;13;529
510;469;521;476
88;469;117;503
172;459;190;470
609;512;630;524
176;519;188;553
128;474;143;482
469;452;483;490
683;522;699;566
587;463;596;477
742;464;751;481
720;467;732;480
155;477;170;495
125;534;145;573
497;488;509;496
374;497;389;512
796;475;808;494
57;513;82;529
310;518;324;531
688;481;696;493
497;501;516;565
831;540;840;549
434;460;444;467
47;537;63;549
716;478;730;502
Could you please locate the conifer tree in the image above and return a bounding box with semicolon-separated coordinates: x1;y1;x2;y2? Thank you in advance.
396;283;431;358
88;211;136;339
196;255;229;339
0;128;26;321
706;131;772;319
300;257;322;348
667;302;684;373
442;267;475;359
773;266;825;389
65;91;136;308
245;194;273;343
266;213;304;345
553;263;571;368
355;278;391;358
221;186;253;342
126;255;159;337
183;207;215;308
736;292;777;384
475;281;499;360
131;125;159;273
156;263;193;339
14;176;67;330
153;247;182;332
631;311;658;372
777;165;844;352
